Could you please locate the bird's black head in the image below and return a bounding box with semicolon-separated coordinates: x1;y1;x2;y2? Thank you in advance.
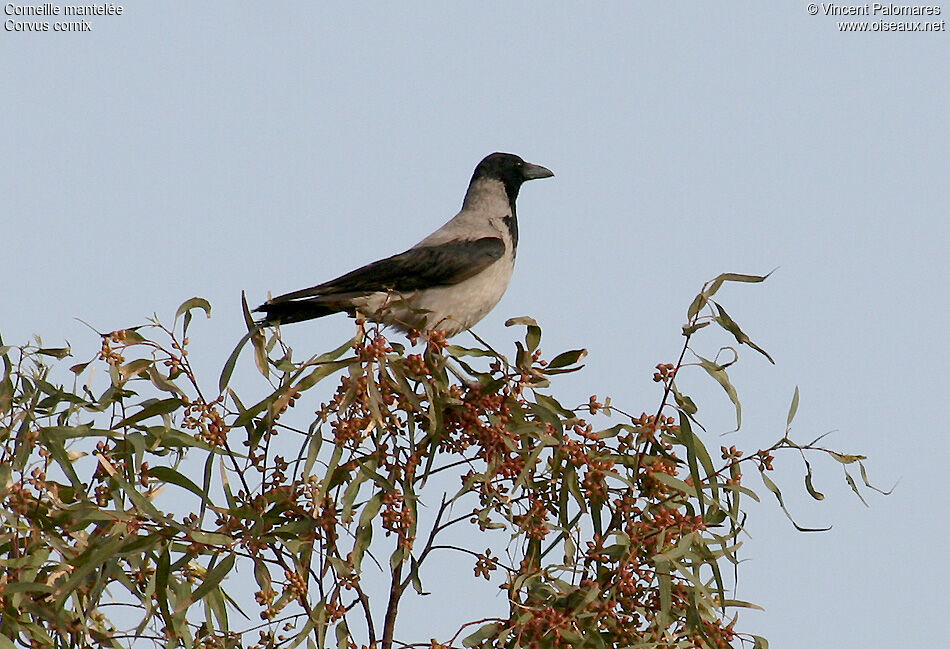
471;152;554;204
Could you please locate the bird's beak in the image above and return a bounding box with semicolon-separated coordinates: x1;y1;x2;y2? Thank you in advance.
522;162;554;180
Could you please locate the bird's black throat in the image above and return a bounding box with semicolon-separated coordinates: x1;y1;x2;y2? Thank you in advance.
499;174;521;248
502;212;518;249
469;152;540;250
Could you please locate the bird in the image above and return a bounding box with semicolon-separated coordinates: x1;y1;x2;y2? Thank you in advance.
254;152;553;337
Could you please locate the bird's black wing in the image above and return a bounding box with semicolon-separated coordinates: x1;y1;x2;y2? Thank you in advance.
268;237;506;303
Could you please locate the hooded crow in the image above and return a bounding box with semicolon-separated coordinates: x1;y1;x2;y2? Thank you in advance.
254;152;553;337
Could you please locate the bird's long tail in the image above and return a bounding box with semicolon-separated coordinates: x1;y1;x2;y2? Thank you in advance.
254;298;353;326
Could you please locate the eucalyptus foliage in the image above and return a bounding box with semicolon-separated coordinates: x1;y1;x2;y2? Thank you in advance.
0;275;881;649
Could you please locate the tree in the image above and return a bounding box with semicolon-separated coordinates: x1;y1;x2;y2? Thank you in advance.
0;274;882;649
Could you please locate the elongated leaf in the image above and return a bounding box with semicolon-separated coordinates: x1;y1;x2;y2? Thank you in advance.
655;556;672;630
677;412;716;510
115;398;183;429
176;297;212;320
148;364;186;396
176;297;211;338
302;422;324;477
505;316;541;353
119;358;152;381
712;302;774;364
335;620;350;649
240;290;256;331
721;599;765;611
185;553;235;606
760;471;830;532
190;531;236;546
37;347;71;359
651;472;697;498
54;536;125;607
352;492;382;568
208;586;229;633
696;355;741;429
219;330;254;392
845;471;869;507
547;348;587;369
534;393;575;420
445;344;498;359
295;360;352;394
828;451;866;464
671;382;697;416
859;461;897;495
688;271;771;319
251;328;268;379
787;386;800;428
803;460;825;501
463;622;501;648
148;466;205;501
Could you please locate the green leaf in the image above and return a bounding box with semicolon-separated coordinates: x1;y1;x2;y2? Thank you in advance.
695;355;741;430
707;271;772;294
761;471;830;532
828;451;866;464
721;599;765;611
712;302;774;364
803;460;824;501
688;271;772;320
655;556;672;630
651;472;697;497
505;316;538;328
251;328;269;379
505;316;541;353
219;330;254;393
186;553;235;606
302;422;324;477
253;560;272;593
37;347;71;359
175;297;212;320
547;348;587;369
445;344;498;359
148;466;206;501
677;411;718;505
175;297;211;337
241;290;256;331
119;358;152;381
105;462;165;520
207;587;229;633
114;398;184;429
787;386;800;428
671;381;697;416
352;492;382;568
54;535;125;607
845;471;869;507
148;364;186;397
859;461;896;495
534;393;575;420
682;321;711;336
335;620;350;649
294;360;352;394
189;531;236;546
463;622;501;648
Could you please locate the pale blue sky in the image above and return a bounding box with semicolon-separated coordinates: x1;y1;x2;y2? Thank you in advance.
2;3;947;647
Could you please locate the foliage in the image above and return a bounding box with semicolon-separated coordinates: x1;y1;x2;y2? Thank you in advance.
0;275;882;649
